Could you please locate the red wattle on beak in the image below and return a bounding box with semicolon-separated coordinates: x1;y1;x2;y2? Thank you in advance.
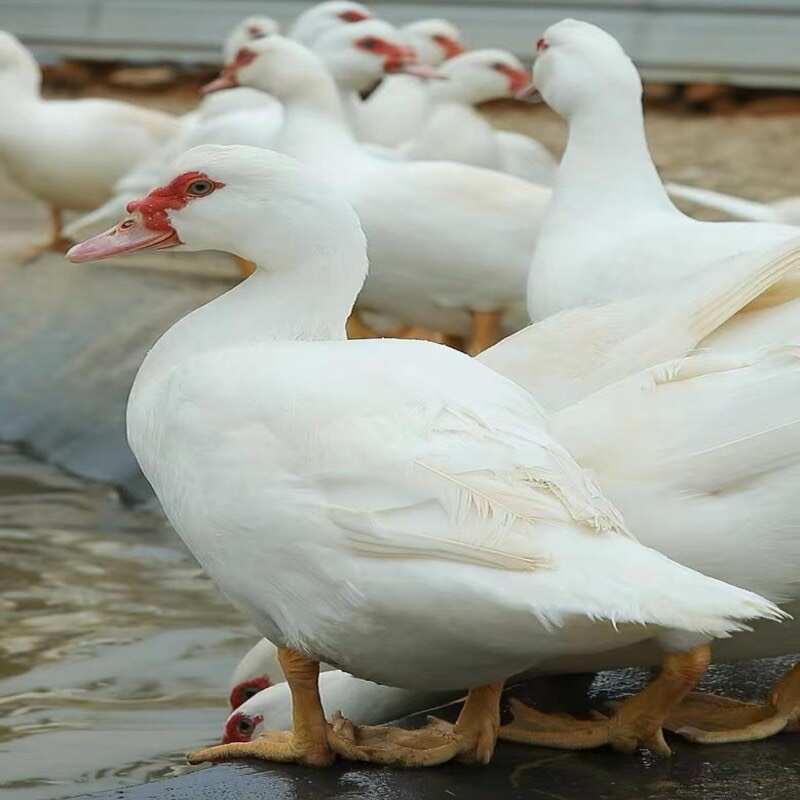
436;37;464;60
66;214;180;263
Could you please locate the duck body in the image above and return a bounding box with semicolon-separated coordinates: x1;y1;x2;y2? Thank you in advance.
400;102;501;170
0;31;176;212
68;145;785;763
0;94;176;211
132;327;710;689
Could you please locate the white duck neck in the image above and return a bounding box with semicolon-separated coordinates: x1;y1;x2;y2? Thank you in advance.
152;206;368;372
276;72;360;162
0;67;39;99
556;93;674;214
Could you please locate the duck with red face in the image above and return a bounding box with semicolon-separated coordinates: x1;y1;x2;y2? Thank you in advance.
228;639;337;711
289;1;372;46
355;18;465;148
400;49;558;186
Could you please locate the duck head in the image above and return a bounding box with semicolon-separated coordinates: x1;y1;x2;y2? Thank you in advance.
67;145;365;274
223;15;280;63
532;18;642;118
223;707;265;743
436;49;532;104
315;19;442;93
289;1;372;46
228;639;284;710
402;19;464;66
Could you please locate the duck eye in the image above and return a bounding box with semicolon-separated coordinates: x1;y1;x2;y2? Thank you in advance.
492;63;506;71
186;179;214;197
360;37;379;51
119;219;135;229
243;686;259;701
237;717;254;733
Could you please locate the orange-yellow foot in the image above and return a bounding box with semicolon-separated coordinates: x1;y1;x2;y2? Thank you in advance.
328;682;503;767
188;646;333;767
499;697;671;755
233;255;257;278
22;207;69;264
466;310;501;356
345;312;378;339
187;729;333;767
665;663;800;744
500;645;711;756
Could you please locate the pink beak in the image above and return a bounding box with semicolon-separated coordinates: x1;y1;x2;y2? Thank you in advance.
202;71;238;94
515;84;542;103
66;214;180;263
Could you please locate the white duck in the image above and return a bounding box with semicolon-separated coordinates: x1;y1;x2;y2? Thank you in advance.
356;18;464;147
400;48;558;185
665;182;800;226
204;33;551;352
527;19;800;356
0;31;177;258
229;233;800;748
289;1;372;46
68;144;781;767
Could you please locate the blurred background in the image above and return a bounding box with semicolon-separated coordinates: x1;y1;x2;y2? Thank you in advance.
1;2;799;799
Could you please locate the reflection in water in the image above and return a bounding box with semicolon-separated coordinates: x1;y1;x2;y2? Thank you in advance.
0;445;256;800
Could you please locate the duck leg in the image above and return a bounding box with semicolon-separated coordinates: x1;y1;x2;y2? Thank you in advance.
22;207;69;263
233;256;257;278
328;681;504;767
187;647;334;767
499;644;711;756
345;312;379;339
466;310;501;356
664;662;800;744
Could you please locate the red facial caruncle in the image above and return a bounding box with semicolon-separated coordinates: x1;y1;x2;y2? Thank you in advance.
338;8;369;23
536;37;549;52
229;676;272;710
355;36;414;72
432;34;464;60
65;171;224;263
223;711;264;744
493;63;532;95
126;171;224;233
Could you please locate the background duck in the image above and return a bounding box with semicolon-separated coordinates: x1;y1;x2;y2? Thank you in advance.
355;18;464;147
0;31;177;260
400;48;557;185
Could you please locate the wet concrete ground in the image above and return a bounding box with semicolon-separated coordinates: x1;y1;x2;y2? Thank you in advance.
74;655;800;800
